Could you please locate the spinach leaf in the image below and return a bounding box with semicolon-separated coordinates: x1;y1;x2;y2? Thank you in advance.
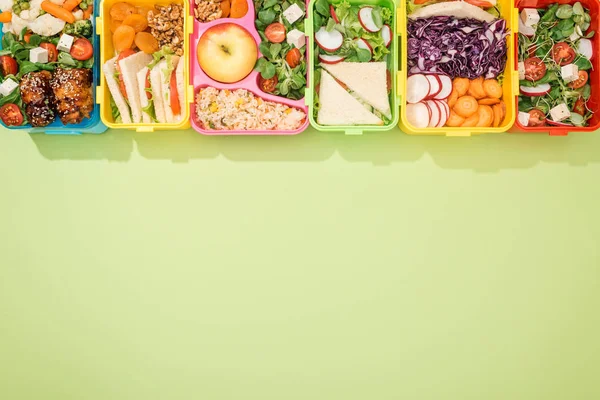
314;0;330;17
575;56;592;70
556;4;573;19
258;9;276;25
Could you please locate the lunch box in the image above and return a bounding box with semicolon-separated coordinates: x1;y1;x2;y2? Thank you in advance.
0;0;107;134
397;0;518;136
306;0;399;135
97;0;192;132
190;0;310;135
511;0;600;136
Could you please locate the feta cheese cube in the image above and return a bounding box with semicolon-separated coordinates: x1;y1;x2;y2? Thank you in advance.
521;8;540;27
0;79;18;96
550;103;570;122
286;29;305;49
57;34;75;53
561;63;579;83
283;4;304;25
518;61;525;80
518;111;531;127
30;47;49;64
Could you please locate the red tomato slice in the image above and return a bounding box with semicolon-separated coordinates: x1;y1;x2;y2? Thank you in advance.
552;42;576;66
524;57;546;81
145;69;152;100
169;69;181;116
285;48;302;68
70;38;94;61
573;98;586;115
568;70;588;89
528;109;546;127
40;43;58;62
265;23;286;44
258;75;278;93
0;55;18;76
116;49;136;100
0;103;24;126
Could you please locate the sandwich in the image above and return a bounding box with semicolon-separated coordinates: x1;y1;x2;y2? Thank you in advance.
317;70;383;126
321;62;391;118
103;48;185;124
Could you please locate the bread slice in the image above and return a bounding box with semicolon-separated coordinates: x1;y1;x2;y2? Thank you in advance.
102;57;131;124
118;52;153;123
149;63;166;123
317;70;383;126
137;67;151;123
321;62;391;118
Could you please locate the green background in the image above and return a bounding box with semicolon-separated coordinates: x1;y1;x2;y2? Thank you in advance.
1;127;599;399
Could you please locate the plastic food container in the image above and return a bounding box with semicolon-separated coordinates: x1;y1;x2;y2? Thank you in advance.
512;0;600;136
190;0;309;135
398;0;518;136
97;0;192;132
306;0;399;135
0;0;106;134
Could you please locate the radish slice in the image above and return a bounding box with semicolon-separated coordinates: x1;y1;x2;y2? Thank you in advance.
406;103;430;129
518;17;535;37
425;75;441;99
358;7;381;33
547;119;573;126
315;27;343;52
381;25;392;47
356;38;373;55
436;101;449;127
520;83;551;96
406;74;430;104
319;54;345;64
330;4;340;23
578;38;593;59
426;100;441;127
434;75;452;100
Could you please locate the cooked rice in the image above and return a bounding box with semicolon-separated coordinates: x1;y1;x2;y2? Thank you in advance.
195;87;306;131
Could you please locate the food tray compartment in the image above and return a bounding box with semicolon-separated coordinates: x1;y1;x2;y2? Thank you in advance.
306;0;399;134
0;0;106;134
190;0;309;135
398;0;518;136
97;0;192;132
512;0;600;136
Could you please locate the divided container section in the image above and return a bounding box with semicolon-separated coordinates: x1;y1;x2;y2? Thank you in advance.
0;0;106;134
190;0;309;135
97;0;192;132
512;0;600;135
398;0;518;136
306;0;399;135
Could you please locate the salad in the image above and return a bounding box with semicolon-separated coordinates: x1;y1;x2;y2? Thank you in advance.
312;0;393;126
404;0;509;129
0;0;95;127
517;3;594;128
253;0;307;100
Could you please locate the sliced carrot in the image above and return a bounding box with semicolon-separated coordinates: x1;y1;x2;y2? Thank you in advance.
478;98;500;105
476;105;494;127
230;0;248;18
447;88;459;109
446;110;465;127
83;4;93;19
461;113;480;127
62;0;82;12
483;79;502;99
221;0;230;17
453;77;470;97
453;95;478;118
0;11;12;23
467;77;486;99
492;104;502;127
41;1;76;23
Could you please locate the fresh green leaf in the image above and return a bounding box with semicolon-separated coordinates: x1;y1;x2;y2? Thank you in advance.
258;9;276;25
372;7;383;29
314;0;330;17
556;4;573;19
575;56;592;70
270;43;282;58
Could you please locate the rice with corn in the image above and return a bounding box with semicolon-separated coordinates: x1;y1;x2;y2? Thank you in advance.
195;87;305;131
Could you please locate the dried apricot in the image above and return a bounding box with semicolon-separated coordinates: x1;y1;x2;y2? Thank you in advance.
134;32;159;54
220;0;230;18
230;0;248;18
135;5;156;17
110;18;122;33
122;13;148;32
113;24;135;52
110;2;135;21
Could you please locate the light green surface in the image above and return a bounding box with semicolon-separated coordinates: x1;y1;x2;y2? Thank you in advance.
1;127;599;400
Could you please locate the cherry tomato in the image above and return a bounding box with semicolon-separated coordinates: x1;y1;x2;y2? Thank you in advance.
70;38;94;61
265;23;286;44
285;48;302;68
573;97;586;116
0;55;18;76
23;32;32;43
528;109;546;127
552;42;576;66
40;43;58;63
145;69;151;100
524;57;546;81
568;71;588;89
0;103;24;126
116;49;136;99
258;74;278;93
169;69;181;116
